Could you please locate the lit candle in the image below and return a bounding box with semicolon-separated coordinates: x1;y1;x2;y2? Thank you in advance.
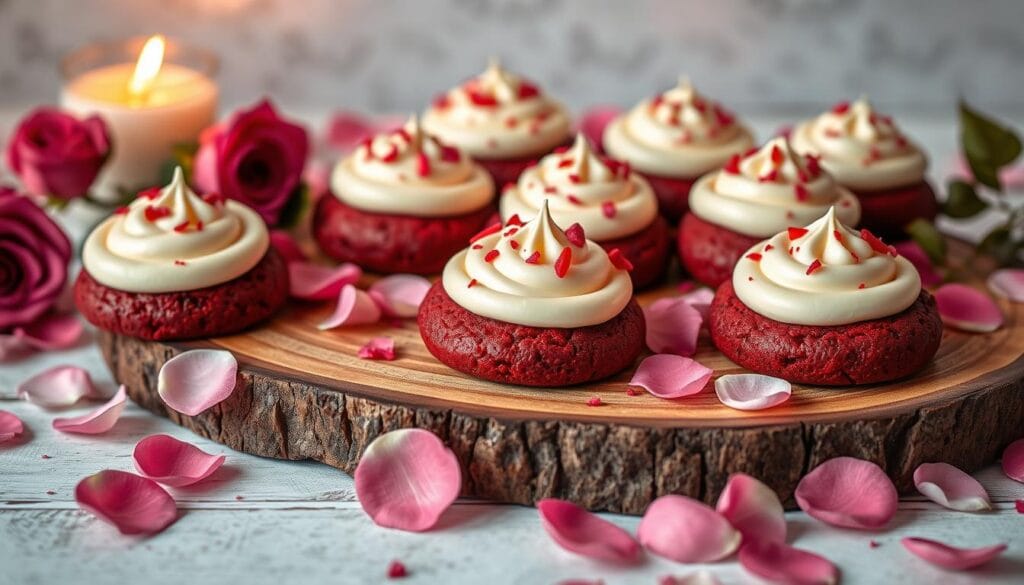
60;36;218;202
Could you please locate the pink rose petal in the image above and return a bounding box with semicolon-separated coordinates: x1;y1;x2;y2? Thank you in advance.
368;275;432;318
577;105;622;151
894;241;943;287
680;287;715;321
934;283;1003;333
52;385;126;434
739;540;839;585
901;537;1006;571
157;349;238;416
358;337;396;361
75;470;177;535
354;428;461;532
658;572;722;585
17;365;103;408
637;495;741;563
289;261;363;301
537;498;641;563
629;355;712;399
0;410;24;443
987;269;1024;303
318;284;382;330
269;230;307;264
714;374;792;411
795;456;898;530
17;312;84;350
1002;438;1024;483
643;297;702;356
715;473;786;544
913;462;991;511
133;434;226;487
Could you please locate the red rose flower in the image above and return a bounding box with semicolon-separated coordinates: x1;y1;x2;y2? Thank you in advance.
193;100;309;226
5;108;111;200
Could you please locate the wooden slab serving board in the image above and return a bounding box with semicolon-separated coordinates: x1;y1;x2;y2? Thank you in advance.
100;237;1024;514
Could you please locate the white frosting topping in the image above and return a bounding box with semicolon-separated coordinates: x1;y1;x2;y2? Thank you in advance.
422;59;572;159
82;167;269;293
499;134;658;241
790;97;927;191
733;207;921;326
603;77;755;177
689;137;861;238
442;200;633;328
331;116;494;217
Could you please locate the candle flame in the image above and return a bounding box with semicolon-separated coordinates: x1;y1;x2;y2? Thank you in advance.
128;35;166;99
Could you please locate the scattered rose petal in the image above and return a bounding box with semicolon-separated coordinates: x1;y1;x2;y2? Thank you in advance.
133;434;226;487
795;457;898;530
715;374;792;411
577;105;621;151
1002;438;1024;483
157;349;238;416
318;285;382;330
368;274;432;318
913;462;991;511
894;241;942;287
16;365;103;408
269;230;307;263
354;428;461;532
679;287;715;321
934;283;1003;333
629;355;712;399
537;498;641;563
901;537;1006;571
658;572;722;585
637;495;740;563
643;297;702;356
716;473;786;544
17;312;84;351
358;337;396;360
75;470;177;535
0;410;24;443
52;385;126;434
988;269;1024;303
386;560;408;579
289;261;363;301
739;540;839;585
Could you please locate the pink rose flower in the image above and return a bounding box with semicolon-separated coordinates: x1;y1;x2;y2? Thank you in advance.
5;108;111;200
193;100;309;226
0;187;71;331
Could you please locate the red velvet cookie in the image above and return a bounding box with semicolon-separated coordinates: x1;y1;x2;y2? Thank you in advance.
418;282;645;387
643;173;697;224
74;249;288;341
677;212;760;288
709;280;943;386
313;195;495;274
854;181;938;241
599;215;672;289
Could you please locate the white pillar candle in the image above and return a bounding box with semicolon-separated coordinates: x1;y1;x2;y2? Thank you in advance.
60;36;218;202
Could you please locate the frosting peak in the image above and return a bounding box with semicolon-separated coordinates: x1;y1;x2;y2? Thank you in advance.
442;200;633;327
733;207;921;325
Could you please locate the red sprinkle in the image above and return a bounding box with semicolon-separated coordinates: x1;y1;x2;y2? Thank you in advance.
554;247;572;278
557;159;574;169
553;145;570;154
860;229;889;255
517;82;539;100
432;94;451;110
503;227;519;237
601;201;617;218
833;229;843;242
824;128;842;138
586;396;603;407
770;144;784;165
758;169;779;183
869;540;881;549
467;279;478;288
746;253;762;262
196;221;204;231
806;259;823;275
139;187;161;200
471;244;483;250
174;260;187;266
506;214;524;226
393;128;411;142
832;101;851;114
173;220;190;233
764;244;775;251
794;184;809;202
439;144;461;163
235;495;244;501
565;223;586;247
625;388;641;397
387;561;408;579
467;88;498;107
381;144;399;163
788;227;809;240
723;154;742;174
714;106;735;127
608;248;633;271
114;206;129;215
566;195;583;205
144;205;171;222
567;173;581;184
510;240;520;250
484;250;500;263
202;193;226;206
469;222;502;243
524;251;541;264
504;117;518;129
858;283;866;289
805;154;821;175
544;185;558;194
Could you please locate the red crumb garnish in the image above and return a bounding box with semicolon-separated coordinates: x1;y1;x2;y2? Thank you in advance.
554;247;572;278
416;152;431;177
484;250;500;263
196;221;204;231
601;201;616;218
173;220;190;233
504;117;518;129
544;185;558;194
833;229;843;242
860;229;889;255
788;227;809;241
770;144;784;165
144;205;171;222
608;248;633;271
714;106;734;127
567;173;581;184
565;223;586;247
764;244;775;251
525;251;541;264
41;454;51;459
557;159;574;169
805;154;821;175
566;195;582;205
439;144;460;162
202;193;226;206
625;388;641;397
469;222;502;243
858;283;866;289
586;396;603;407
472;244;483;250
432;94;451;110
503;227;519;237
46;490;55;495
832;101;851;114
758;169;779;183
139;187;161;200
510;240;520;250
806;259;823;275
380;144;399;163
869;540;881;548
234;495;244;501
824;128;842;138
386;561;408;579
467;279;478;288
619;161;631;178
114;206;129;215
553;145;570;154
517;82;539;100
794;184;809;202
467;88;498;107
393;127;411;142
506;214;523;226
174;260;187;266
723;154;742;174
746;253;762;261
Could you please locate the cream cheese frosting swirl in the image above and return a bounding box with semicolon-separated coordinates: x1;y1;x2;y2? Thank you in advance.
603;77;755;178
422;59;572;159
690;137;861;238
733;207;921;326
82;167;269;293
443;200;633;327
499;134;658;241
331;116;494;217
790;97;927;191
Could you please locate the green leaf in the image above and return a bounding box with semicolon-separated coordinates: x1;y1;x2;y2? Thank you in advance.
905;218;946;264
275;184;309;229
978;226;1017;266
943;180;988;218
960;101;1023;191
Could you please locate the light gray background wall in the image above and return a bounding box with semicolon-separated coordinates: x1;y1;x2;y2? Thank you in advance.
1;0;1022;118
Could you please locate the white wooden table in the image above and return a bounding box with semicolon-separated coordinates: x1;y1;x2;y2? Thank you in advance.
1;113;1023;584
